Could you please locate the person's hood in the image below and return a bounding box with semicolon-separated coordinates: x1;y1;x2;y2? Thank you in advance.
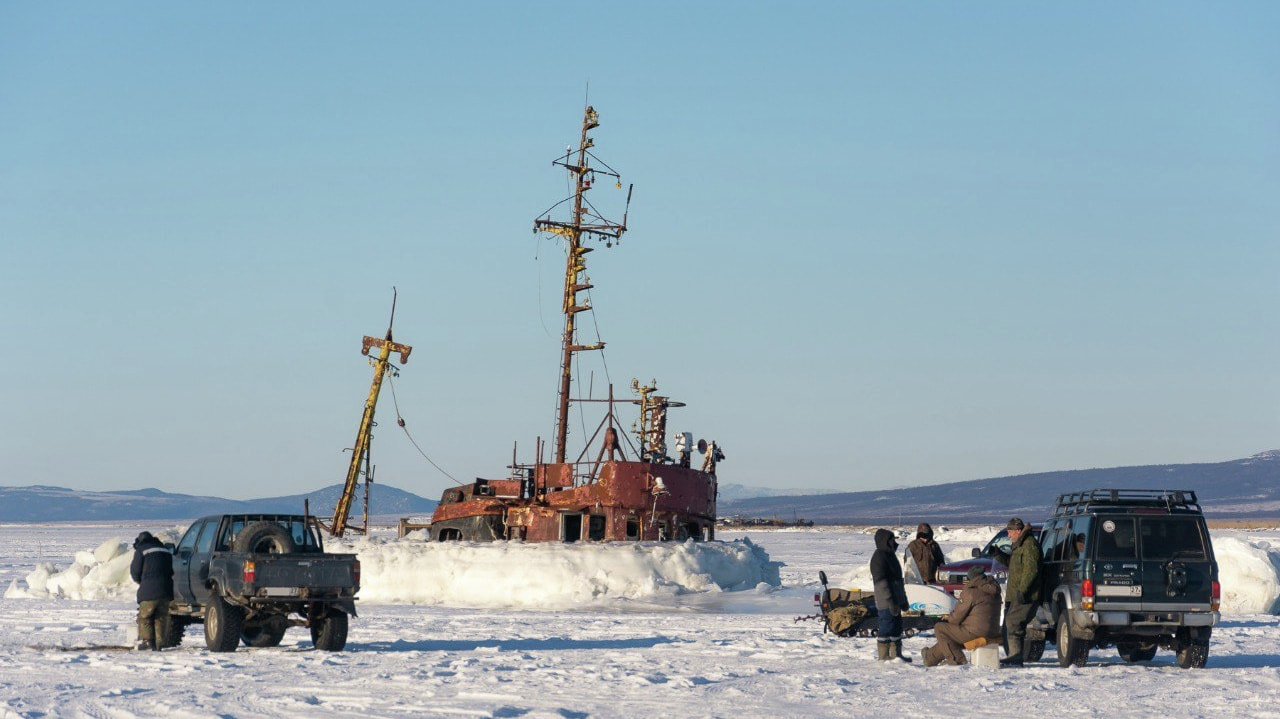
916;522;933;539
874;528;898;552
966;574;1000;595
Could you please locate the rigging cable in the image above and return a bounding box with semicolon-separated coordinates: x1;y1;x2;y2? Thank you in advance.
387;375;464;486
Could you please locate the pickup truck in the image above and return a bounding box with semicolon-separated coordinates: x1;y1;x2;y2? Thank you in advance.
166;514;360;652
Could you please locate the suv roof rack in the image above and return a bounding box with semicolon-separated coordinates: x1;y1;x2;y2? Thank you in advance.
1053;488;1201;516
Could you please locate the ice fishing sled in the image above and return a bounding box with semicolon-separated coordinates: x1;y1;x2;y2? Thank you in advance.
800;570;952;638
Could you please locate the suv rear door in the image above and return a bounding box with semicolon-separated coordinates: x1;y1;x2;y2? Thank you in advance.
1137;515;1214;610
1092;515;1143;609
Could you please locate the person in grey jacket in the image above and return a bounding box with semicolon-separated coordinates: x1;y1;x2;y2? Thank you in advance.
869;528;912;662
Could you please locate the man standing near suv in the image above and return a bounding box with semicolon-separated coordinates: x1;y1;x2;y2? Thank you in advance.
998;517;1041;666
130;531;174;651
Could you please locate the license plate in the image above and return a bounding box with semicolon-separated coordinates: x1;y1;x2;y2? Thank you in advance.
1096;585;1142;597
263;587;301;597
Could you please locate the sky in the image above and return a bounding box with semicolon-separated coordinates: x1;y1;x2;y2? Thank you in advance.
2;2;1277;501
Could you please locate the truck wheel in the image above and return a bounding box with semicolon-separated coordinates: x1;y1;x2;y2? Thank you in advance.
1117;642;1157;662
1175;628;1211;669
233;521;296;554
1025;627;1046;663
1055;607;1088;667
310;611;348;652
204;594;245;653
159;614;187;649
242;617;288;648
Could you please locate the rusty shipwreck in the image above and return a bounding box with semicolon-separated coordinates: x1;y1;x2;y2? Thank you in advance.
425;106;725;543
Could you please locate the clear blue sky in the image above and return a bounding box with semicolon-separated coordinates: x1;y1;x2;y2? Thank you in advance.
2;3;1276;500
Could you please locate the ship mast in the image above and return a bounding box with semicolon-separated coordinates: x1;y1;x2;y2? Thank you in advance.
325;293;412;537
534;106;632;464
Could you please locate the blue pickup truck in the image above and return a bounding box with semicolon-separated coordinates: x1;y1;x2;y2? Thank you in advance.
167;514;360;652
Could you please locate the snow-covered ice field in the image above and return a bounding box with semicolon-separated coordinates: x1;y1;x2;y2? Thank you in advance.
2;522;1279;718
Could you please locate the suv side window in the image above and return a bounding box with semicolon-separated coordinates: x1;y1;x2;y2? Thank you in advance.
1094;516;1137;560
176;522;202;553
1141;518;1208;560
1065;517;1090;560
1041;521;1062;562
195;519;218;554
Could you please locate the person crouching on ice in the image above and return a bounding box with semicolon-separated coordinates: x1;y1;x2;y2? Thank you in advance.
130;531;174;651
870;528;912;662
921;565;1001;666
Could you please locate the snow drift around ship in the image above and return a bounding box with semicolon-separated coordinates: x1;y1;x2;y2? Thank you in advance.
5;533;783;608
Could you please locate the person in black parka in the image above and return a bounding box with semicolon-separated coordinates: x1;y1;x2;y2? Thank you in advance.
129;531;174;651
870;528;912;662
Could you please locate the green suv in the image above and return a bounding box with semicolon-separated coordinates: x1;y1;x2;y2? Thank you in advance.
1029;489;1219;669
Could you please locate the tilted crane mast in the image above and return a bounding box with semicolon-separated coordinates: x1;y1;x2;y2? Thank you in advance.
324;293;413;537
534;105;632;464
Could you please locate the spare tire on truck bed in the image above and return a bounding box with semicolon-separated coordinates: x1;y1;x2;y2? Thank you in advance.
233;521;296;554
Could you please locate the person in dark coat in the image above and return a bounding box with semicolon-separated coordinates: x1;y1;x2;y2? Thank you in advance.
129;531;174;651
921;565;1002;666
1000;517;1042;665
870;528;912;662
906;522;946;584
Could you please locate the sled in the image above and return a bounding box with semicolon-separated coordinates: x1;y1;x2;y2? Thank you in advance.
799;570;951;638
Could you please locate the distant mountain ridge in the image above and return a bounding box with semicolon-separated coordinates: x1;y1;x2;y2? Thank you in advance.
719;451;1280;524
6;451;1279;523
0;483;438;523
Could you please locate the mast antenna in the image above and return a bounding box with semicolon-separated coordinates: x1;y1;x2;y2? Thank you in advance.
534;106;631;464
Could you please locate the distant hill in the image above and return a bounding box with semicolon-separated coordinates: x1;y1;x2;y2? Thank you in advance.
719;451;1280;524
717;482;840;502
0;483;437;523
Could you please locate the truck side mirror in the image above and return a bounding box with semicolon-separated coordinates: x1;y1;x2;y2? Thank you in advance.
971;547;980;558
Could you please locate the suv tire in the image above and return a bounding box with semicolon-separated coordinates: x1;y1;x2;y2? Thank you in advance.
1117;642;1157;663
1175;628;1210;669
159;614;187;649
233;521;296;554
242;616;288;648
311;610;348;652
1025;627;1046;663
204;593;245;653
1055;607;1088;667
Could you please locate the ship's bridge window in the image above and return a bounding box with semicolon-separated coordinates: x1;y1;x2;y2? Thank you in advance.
588;514;606;541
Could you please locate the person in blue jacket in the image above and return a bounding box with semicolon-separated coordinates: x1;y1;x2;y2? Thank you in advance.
870;528;912;662
129;531;174;651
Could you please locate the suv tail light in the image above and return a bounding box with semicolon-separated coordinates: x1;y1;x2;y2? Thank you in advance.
1081;578;1094;610
243;560;256;584
1211;580;1220;612
353;559;361;586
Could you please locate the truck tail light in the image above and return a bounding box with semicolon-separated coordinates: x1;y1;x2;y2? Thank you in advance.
813;592;820;603
353;559;361;585
1211;580;1220;612
243;560;256;584
1081;578;1094;610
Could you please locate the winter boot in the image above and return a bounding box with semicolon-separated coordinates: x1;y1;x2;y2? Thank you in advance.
890;640;913;663
877;640;891;661
921;645;944;667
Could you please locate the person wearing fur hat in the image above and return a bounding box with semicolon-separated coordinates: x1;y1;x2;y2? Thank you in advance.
921;565;1001;666
129;531;174;651
869;528;912;662
906;522;946;584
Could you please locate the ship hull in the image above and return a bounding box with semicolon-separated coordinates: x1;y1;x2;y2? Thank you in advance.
428;460;716;542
